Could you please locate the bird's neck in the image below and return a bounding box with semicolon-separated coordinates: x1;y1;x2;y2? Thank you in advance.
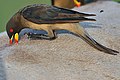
12;13;21;25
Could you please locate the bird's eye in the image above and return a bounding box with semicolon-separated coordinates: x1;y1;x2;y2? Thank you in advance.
10;28;13;33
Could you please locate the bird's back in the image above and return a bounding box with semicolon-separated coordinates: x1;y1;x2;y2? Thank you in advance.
19;4;96;24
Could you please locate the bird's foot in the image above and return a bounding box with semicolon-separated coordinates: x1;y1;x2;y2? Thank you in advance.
49;36;57;40
24;32;49;40
24;32;58;40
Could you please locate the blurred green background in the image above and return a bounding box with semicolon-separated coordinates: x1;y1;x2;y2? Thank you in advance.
0;0;51;33
113;0;120;2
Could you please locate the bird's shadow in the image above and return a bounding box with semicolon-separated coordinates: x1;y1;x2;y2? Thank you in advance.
80;22;102;28
19;22;102;39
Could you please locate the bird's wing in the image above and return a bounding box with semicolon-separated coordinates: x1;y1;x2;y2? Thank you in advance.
20;4;96;24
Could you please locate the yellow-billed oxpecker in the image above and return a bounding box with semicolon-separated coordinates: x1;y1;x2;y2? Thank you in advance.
51;0;81;8
6;4;119;55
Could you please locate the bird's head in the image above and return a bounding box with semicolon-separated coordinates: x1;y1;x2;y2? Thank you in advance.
6;14;23;44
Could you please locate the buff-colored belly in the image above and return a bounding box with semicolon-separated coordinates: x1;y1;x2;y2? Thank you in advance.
20;15;76;31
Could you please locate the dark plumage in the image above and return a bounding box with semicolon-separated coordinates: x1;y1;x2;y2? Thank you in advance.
6;4;119;55
20;4;96;24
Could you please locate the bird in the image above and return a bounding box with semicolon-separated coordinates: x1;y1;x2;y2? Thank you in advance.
51;0;82;8
51;0;98;8
6;4;119;55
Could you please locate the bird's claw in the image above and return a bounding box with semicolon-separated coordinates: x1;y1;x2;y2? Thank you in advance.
24;32;50;40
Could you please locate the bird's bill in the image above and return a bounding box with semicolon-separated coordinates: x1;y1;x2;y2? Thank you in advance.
9;33;19;44
9;35;13;44
14;33;19;44
73;0;81;7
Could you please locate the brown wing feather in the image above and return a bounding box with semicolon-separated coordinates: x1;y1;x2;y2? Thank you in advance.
20;4;96;24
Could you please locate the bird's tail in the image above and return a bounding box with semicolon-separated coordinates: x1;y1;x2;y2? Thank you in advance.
78;17;96;21
74;24;119;55
78;13;96;17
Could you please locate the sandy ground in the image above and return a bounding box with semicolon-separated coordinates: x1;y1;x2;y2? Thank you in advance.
0;1;120;80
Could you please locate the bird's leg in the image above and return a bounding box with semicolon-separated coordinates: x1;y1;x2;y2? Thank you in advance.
25;29;57;40
25;32;49;40
53;30;58;39
46;29;57;40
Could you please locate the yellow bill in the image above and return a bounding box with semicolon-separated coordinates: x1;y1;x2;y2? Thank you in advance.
10;35;13;44
14;33;19;44
73;0;81;7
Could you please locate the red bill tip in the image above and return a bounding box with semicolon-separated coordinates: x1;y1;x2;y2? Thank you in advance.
9;39;12;45
76;3;81;7
15;39;18;44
